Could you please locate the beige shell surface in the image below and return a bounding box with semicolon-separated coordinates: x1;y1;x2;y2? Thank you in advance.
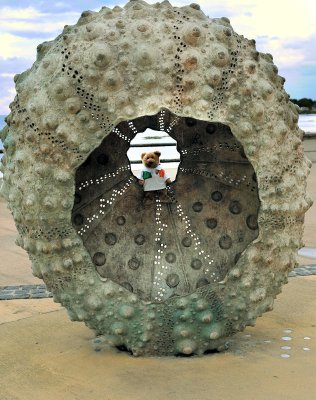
0;0;312;356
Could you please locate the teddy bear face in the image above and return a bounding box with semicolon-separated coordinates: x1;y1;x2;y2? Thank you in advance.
141;151;161;169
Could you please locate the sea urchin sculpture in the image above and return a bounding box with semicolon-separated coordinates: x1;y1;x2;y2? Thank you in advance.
0;0;312;356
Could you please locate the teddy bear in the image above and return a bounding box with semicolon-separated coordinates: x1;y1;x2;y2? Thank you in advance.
138;150;172;205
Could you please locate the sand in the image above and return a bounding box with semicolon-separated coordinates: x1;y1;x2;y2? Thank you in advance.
0;163;315;400
0;276;315;400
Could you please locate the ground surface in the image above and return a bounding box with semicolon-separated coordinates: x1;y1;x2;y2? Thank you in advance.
0;276;315;400
0;164;315;400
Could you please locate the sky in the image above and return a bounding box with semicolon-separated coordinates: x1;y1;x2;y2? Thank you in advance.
0;0;315;115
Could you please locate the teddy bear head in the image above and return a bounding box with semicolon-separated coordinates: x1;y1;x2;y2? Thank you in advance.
141;151;161;168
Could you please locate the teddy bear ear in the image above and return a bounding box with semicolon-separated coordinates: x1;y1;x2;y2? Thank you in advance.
141;152;146;159
154;151;161;157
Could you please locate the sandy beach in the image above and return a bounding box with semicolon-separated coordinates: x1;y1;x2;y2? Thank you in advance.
0;275;315;400
0;159;315;400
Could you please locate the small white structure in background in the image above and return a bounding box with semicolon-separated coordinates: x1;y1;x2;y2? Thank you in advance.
127;128;180;181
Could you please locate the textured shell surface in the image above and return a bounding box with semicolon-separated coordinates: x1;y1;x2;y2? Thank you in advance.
0;0;312;356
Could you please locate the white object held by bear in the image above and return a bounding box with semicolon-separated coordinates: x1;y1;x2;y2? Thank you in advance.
138;165;170;191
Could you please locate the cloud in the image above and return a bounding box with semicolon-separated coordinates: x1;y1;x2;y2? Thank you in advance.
0;57;38;114
256;36;305;68
283;35;316;65
0;6;80;42
0;32;42;59
228;5;314;40
0;6;42;19
0;73;15;78
0;57;34;78
0;5;81;60
0;75;16;116
54;1;72;9
257;33;316;72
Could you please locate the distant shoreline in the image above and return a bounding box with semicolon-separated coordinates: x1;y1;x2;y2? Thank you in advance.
299;111;316;115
